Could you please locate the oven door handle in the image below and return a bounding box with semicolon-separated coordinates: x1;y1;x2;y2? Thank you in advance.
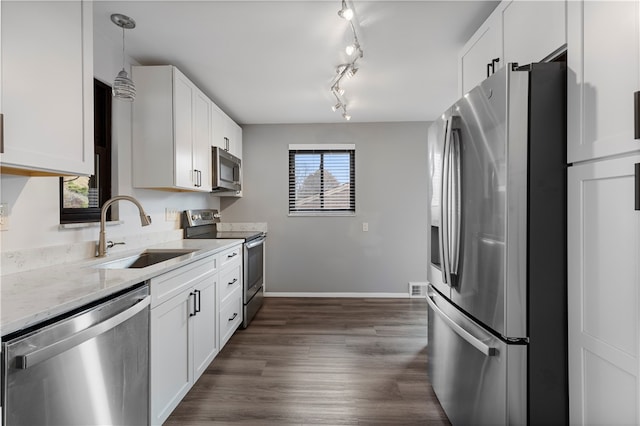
15;295;150;370
245;236;266;249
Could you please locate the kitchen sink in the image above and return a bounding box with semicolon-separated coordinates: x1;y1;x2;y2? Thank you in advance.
94;249;198;269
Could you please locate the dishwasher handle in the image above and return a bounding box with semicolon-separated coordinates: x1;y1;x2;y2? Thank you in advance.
15;295;151;370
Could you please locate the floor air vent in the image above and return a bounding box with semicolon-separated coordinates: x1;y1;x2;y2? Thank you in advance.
408;282;428;298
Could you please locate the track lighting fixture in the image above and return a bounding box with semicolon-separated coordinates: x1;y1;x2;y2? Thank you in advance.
338;0;354;20
329;0;363;121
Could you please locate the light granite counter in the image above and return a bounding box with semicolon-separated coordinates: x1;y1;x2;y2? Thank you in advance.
1;238;243;337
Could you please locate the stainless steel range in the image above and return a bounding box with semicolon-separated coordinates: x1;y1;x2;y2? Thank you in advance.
183;209;265;328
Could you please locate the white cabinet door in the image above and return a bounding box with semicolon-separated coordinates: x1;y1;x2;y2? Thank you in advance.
0;0;93;176
459;9;503;96
567;0;640;163
193;89;212;191
192;273;218;381
173;71;195;189
503;0;566;65
150;291;191;426
568;154;640;425
211;105;226;151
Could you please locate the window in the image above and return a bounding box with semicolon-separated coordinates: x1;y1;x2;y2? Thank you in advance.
60;79;112;223
288;144;355;215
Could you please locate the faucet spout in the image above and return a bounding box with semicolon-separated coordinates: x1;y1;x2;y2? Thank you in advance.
96;195;152;257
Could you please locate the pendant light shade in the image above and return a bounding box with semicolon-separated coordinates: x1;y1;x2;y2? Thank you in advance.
113;69;136;101
111;13;136;102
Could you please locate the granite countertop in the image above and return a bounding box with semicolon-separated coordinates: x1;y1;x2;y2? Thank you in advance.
1;238;243;337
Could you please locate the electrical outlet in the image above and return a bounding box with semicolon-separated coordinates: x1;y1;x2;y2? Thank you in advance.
0;203;9;231
362;222;368;232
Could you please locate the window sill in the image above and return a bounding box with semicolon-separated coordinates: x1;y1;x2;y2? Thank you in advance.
58;220;124;230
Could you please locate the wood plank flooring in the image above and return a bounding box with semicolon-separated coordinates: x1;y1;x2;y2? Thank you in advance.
165;297;450;425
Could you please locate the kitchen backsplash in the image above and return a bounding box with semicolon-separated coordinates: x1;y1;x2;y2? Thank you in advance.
217;222;268;232
1;229;184;276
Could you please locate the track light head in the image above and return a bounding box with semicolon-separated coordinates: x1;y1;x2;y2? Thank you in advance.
347;66;358;78
343;112;351;121
332;102;342;112
338;1;354;21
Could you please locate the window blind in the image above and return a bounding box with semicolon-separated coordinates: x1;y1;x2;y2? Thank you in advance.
288;146;355;215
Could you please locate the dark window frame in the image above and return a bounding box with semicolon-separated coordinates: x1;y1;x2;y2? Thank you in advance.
288;147;356;215
59;79;112;223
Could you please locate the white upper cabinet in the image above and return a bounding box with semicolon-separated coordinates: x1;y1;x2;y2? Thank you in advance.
567;0;640;163
132;66;212;192
459;1;567;97
212;104;242;160
459;8;503;96
503;0;566;66
0;0;94;176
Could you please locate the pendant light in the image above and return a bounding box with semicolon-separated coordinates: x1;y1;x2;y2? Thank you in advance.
111;13;136;101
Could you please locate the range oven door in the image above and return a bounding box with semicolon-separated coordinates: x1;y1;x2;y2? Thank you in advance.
244;236;265;303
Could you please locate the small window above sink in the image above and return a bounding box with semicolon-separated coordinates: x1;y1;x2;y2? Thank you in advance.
94;249;198;269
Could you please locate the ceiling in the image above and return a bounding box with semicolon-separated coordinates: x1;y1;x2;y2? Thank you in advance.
93;1;499;125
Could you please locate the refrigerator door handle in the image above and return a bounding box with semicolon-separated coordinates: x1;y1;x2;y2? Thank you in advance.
427;294;498;357
448;128;462;277
439;118;453;285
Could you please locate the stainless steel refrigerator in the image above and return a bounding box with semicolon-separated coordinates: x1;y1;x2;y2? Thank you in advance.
427;62;568;425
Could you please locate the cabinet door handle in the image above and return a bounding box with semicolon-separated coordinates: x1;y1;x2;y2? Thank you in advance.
195;289;201;313
635;163;639;211
228;313;238;322
0;113;4;154
189;292;197;317
227;252;238;259
634;91;640;140
228;278;238;286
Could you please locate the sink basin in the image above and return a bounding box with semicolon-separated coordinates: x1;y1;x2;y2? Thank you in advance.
95;249;198;269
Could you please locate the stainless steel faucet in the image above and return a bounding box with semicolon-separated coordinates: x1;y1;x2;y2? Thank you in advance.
96;195;152;257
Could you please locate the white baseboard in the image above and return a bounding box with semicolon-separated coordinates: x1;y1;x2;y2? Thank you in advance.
264;292;410;299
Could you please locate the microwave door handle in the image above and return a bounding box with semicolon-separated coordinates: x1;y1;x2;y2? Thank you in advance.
448;129;462;278
439;119;453;285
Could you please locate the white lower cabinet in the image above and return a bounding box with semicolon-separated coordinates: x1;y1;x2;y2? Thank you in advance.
568;154;640;424
150;256;218;425
149;244;244;424
217;245;243;348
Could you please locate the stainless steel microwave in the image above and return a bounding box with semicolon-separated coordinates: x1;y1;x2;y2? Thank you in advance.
212;146;241;193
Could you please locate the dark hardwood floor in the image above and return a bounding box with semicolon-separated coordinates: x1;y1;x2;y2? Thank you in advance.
165;297;450;425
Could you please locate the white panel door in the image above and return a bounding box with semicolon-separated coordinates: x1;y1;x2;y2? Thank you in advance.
567;0;640;162
173;70;195;189
193;89;212;191
150;292;191;426
0;0;93;175
503;0;566;65
568;154;640;425
459;10;502;96
192;274;218;381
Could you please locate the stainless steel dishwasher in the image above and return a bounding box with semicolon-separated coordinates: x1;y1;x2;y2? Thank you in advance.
2;283;150;425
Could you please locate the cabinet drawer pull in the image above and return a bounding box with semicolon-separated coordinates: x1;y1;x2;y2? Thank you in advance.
189;291;197;317
635;163;639;211
228;278;238;286
635;91;640;140
227;252;238;259
228;313;238;322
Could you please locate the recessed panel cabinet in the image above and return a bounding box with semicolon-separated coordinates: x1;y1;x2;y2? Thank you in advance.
567;0;640;163
132;65;212;192
0;0;94;176
459;1;566;97
567;154;640;425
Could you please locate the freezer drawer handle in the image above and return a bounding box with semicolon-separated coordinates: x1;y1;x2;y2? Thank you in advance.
15;295;151;369
427;295;497;357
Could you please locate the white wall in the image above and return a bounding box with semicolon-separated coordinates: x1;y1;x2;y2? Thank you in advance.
220;122;430;295
0;23;219;256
